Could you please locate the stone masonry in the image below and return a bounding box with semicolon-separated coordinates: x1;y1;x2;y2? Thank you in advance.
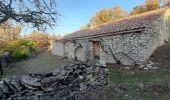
0;63;109;100
52;8;170;66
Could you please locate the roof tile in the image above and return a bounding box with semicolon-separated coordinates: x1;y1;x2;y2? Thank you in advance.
64;8;167;40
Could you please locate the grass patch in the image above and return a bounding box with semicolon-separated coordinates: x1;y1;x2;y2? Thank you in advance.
109;69;170;85
3;67;16;77
107;69;170;100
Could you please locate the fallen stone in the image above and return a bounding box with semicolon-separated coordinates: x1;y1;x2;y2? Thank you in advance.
0;63;109;100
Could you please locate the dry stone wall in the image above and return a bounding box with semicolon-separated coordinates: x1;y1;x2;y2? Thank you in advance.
63;16;169;66
51;41;65;57
51;9;170;66
163;9;170;41
99;17;166;66
65;42;79;60
0;63;109;100
64;39;91;61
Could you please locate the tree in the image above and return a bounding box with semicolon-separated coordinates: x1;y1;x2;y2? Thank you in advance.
0;22;21;49
12;23;22;40
164;0;170;6
27;31;49;48
28;31;48;39
131;0;160;15
48;34;61;40
13;24;21;35
111;6;129;19
87;6;129;27
0;0;59;30
131;5;145;15
146;0;160;11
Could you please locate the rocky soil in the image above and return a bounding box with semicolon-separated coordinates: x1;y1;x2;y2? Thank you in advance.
0;63;109;100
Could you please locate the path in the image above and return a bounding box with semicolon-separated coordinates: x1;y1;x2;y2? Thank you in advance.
4;50;70;76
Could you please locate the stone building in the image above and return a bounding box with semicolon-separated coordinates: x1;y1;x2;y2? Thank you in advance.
51;8;170;66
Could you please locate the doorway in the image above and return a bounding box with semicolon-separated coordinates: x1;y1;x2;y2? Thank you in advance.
92;41;100;60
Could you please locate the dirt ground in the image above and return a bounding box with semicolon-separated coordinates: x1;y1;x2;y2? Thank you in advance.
4;50;70;76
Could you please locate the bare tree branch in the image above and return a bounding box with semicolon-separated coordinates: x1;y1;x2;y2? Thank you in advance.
0;0;59;30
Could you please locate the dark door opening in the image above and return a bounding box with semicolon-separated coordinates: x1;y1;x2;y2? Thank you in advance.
93;41;100;60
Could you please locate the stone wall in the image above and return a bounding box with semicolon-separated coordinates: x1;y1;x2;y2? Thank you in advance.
99;32;159;65
65;16;168;66
51;41;65;57
164;9;170;41
64;40;88;61
65;42;76;60
51;9;170;66
99;16;168;66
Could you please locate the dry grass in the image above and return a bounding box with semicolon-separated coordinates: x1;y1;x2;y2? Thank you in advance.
3;49;70;76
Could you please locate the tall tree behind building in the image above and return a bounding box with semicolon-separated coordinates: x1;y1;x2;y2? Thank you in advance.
146;0;160;11
11;24;22;40
164;0;170;6
86;6;129;27
131;5;146;15
131;0;160;15
27;31;49;48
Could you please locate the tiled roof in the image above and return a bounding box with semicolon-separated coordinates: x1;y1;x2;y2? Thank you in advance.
63;8;167;40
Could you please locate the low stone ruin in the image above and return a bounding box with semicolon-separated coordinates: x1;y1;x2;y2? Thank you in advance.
0;63;109;100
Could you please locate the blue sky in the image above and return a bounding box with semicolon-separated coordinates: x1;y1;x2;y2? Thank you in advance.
23;0;146;36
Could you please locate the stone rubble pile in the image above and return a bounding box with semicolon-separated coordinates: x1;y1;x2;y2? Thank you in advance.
123;61;159;71
0;63;109;100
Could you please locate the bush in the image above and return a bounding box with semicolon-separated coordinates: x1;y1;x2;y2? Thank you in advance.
6;39;37;61
36;39;49;48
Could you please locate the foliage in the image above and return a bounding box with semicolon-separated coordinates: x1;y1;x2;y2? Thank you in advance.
48;34;61;40
86;6;129;27
0;22;21;51
165;0;170;6
28;31;48;39
131;5;146;15
27;31;49;48
12;23;22;37
131;0;160;15
0;0;59;30
146;0;160;11
6;39;37;61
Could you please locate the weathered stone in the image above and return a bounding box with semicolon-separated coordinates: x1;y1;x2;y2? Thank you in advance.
0;88;6;99
41;76;58;86
21;76;41;89
0;81;11;94
74;69;82;75
0;63;109;100
4;77;17;92
86;67;94;74
79;82;87;91
70;91;79;97
52;8;170;66
11;78;23;91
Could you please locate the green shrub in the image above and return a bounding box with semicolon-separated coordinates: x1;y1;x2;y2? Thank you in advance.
6;39;37;61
